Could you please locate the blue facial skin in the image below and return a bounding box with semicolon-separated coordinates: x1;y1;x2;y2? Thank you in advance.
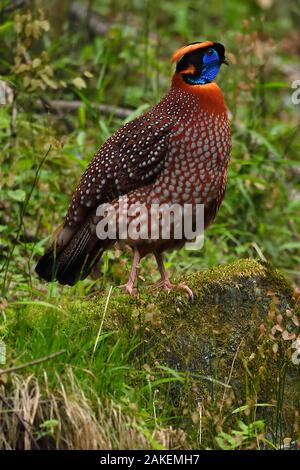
185;49;222;85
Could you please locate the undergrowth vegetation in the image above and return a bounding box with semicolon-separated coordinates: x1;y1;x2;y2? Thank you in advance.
0;0;299;450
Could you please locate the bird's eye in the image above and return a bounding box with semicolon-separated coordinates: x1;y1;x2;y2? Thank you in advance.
207;49;214;56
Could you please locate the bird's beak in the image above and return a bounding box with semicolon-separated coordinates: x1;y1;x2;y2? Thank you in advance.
222;57;229;66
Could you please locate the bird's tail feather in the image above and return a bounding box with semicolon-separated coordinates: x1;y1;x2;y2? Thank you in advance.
35;221;105;286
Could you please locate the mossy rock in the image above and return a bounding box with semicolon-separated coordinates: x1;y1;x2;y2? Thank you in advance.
93;258;299;442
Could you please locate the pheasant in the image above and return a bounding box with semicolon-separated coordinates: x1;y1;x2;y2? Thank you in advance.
36;41;231;298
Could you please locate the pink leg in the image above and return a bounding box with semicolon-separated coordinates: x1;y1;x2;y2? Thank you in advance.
154;252;194;300
125;249;141;295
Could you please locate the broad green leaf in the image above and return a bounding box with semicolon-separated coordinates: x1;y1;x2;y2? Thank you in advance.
7;189;26;202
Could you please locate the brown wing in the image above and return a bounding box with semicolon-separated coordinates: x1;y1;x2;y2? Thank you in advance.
65;108;172;227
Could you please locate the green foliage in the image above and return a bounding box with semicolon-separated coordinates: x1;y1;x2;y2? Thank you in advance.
0;0;299;450
215;419;266;450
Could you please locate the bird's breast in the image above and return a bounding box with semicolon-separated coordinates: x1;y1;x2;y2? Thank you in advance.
147;104;231;206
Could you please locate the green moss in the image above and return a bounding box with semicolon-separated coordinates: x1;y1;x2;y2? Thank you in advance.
3;258;298;448
112;257;296;435
67;259;294;363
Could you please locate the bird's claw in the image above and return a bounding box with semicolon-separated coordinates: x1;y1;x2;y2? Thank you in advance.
118;275;194;299
164;280;194;300
116;281;137;295
177;282;194;300
149;279;194;300
125;280;135;295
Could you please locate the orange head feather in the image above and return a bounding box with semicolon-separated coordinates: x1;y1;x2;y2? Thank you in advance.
171;41;215;64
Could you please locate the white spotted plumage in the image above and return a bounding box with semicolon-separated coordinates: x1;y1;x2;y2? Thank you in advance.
65;87;231;239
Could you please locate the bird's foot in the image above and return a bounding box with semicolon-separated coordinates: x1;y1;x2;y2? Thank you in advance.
164;280;194;300
125;279;135;295
116;248;140;296
150;279;194;300
116;281;137;295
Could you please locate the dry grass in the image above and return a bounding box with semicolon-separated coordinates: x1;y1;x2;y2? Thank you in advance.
0;369;189;450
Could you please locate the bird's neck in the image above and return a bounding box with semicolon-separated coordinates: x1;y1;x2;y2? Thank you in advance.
171;73;227;114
